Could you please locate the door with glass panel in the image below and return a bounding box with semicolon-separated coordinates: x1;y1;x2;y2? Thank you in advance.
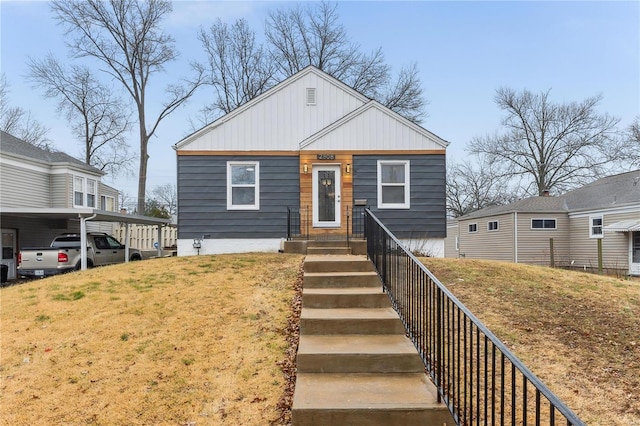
631;232;640;276
312;165;341;227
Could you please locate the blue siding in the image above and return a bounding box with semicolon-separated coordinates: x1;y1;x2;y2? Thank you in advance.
353;155;446;238
178;156;299;239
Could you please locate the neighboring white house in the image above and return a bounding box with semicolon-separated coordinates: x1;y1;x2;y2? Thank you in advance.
0;131;170;280
446;170;640;276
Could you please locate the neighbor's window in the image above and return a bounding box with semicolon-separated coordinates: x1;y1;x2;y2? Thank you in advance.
590;215;603;238
468;223;478;233
377;160;410;209
86;179;96;208
227;161;260;210
488;220;499;231
531;218;557;229
455;235;459;251
74;176;84;206
101;195;115;212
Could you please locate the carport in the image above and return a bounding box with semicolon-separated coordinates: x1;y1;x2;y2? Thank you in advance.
1;207;171;273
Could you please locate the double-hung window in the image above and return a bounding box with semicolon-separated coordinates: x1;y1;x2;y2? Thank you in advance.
227;161;260;210
74;176;84;206
86;179;96;208
590;215;603;238
377;160;410;209
101;195;115;211
74;176;97;207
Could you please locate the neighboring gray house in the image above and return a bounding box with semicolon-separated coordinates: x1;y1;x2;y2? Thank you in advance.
174;66;449;256
446;170;640;276
0;131;168;280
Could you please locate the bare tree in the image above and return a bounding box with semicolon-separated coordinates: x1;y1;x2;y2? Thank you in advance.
264;1;425;123
0;74;51;149
623;116;640;168
149;183;177;216
468;88;621;196
28;54;134;176
447;155;518;217
198;18;275;119
51;0;204;214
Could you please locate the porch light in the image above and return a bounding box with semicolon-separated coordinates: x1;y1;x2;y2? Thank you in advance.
303;163;308;174
345;163;351;174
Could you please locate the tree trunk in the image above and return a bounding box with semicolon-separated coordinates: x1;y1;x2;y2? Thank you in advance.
137;118;148;215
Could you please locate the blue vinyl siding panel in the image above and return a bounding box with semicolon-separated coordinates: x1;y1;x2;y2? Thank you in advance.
353;154;446;238
178;156;299;239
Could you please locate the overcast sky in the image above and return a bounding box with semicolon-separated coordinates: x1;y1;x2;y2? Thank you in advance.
1;1;638;198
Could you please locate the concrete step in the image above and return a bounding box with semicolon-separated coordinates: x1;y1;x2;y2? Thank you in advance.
297;335;424;373
304;255;374;273
306;240;349;248
302;287;390;308
292;373;452;425
300;307;406;335
303;271;381;288
306;247;352;255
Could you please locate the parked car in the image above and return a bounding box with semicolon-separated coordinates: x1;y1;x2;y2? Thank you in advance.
17;233;142;278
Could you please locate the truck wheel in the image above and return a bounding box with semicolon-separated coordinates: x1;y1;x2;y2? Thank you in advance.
130;254;142;261
75;260;94;270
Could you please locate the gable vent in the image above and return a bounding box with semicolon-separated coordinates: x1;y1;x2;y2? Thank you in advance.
306;88;316;106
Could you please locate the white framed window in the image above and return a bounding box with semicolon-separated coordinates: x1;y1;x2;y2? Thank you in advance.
101;195;115;212
487;220;499;231
377;160;410;209
455;235;459;251
73;176;84;206
227;161;260;210
531;218;557;229
87;179;96;208
73;176;98;208
468;223;478;233
589;215;603;238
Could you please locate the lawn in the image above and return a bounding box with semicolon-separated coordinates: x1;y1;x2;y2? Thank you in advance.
0;253;304;426
420;257;640;426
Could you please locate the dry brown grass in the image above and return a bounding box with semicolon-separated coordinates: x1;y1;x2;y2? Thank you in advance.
0;253;303;426
420;257;640;426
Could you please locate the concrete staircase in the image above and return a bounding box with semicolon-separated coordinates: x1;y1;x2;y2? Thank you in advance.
305;240;352;255
292;254;452;425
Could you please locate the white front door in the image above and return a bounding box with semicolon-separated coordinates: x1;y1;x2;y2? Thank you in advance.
1;229;17;281
313;165;341;228
630;232;640;276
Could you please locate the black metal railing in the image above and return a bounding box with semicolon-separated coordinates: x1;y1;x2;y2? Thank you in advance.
364;209;585;426
286;205;366;241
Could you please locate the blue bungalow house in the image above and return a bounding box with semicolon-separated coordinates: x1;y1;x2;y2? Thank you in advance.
173;66;448;256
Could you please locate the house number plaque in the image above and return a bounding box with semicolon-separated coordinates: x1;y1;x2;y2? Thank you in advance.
317;154;335;160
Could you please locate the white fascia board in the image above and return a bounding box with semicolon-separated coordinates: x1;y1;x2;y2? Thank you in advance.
568;203;640;218
175;66;370;151
300;100;449;150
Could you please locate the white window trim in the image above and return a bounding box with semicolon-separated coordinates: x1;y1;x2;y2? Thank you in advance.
468;223;478;233
487;220;499;232
73;175;98;208
227;161;260;210
377;160;410;209
589;214;604;239
101;195;116;212
531;218;557;230
455;235;459;251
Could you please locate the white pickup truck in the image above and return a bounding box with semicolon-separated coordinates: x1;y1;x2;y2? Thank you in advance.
17;233;143;278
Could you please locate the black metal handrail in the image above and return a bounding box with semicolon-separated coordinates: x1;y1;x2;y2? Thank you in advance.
286;205;366;241
364;208;585;426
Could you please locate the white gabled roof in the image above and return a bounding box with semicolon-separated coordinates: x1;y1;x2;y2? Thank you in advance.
174;66;448;153
175;66;369;151
300;100;449;151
